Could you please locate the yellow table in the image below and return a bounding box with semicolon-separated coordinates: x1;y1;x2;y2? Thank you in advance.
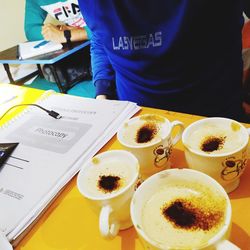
1;84;249;250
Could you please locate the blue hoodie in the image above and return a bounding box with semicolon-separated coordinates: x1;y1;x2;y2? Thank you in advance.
79;1;249;118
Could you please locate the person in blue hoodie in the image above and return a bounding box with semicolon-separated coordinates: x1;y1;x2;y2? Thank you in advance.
79;1;250;122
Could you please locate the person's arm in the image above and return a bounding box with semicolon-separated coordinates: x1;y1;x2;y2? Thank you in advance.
41;24;88;43
64;25;90;41
78;0;115;99
24;0;47;41
90;32;116;99
243;0;250;18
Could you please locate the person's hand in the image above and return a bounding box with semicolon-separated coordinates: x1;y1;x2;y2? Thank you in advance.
96;95;108;100
42;24;66;43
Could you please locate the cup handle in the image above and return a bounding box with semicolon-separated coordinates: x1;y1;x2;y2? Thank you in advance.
247;128;250;136
216;240;240;250
99;205;120;239
170;120;185;146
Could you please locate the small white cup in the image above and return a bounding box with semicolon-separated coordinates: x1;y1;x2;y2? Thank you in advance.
131;169;239;250
77;150;139;239
117;114;184;179
182;117;249;193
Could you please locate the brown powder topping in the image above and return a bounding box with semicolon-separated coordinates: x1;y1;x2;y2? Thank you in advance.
162;199;223;231
136;122;158;143
200;136;226;152
97;175;121;193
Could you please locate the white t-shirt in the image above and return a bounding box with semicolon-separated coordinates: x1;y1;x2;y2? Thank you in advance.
41;0;86;27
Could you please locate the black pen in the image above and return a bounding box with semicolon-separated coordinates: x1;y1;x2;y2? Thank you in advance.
17;45;21;60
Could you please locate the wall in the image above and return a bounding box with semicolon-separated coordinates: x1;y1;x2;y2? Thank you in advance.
1;1;26;51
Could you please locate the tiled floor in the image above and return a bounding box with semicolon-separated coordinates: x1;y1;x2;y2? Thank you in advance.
25;76;96;98
0;64;95;99
0;64;37;84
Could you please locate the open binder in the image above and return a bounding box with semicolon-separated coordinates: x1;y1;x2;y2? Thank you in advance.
0;91;140;248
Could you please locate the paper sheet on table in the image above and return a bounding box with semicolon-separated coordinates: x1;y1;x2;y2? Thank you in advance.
18;40;63;59
0;92;140;241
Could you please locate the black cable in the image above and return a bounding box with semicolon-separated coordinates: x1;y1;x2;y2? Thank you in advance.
0;104;62;121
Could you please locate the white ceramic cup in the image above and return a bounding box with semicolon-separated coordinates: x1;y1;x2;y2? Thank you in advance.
182;117;249;193
117;114;184;179
77;150;139;239
130;168;239;250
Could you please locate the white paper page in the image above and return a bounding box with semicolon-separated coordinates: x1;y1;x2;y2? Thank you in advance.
18;40;63;59
10;101;140;240
10;102;140;240
0;93;139;238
